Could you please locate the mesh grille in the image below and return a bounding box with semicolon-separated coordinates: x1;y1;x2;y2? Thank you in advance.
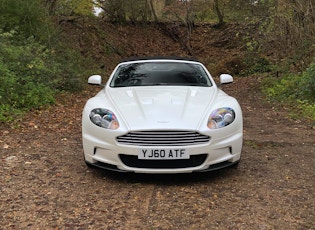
119;154;208;169
116;131;210;146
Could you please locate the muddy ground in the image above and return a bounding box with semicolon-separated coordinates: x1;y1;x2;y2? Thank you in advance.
1;21;314;229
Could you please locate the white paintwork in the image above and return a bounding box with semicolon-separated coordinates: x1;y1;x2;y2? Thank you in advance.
82;59;243;174
106;86;216;130
219;74;233;84
88;75;102;85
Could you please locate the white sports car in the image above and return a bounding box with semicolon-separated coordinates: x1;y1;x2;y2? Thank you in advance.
82;57;243;173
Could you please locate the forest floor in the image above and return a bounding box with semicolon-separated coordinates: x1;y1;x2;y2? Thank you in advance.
1;20;314;229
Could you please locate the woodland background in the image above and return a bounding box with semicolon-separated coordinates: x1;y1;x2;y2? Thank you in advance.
0;0;314;124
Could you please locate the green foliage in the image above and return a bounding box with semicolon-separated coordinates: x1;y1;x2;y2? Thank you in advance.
299;61;315;100
240;34;272;75
263;60;315;123
265;61;315;102
264;74;297;100
294;100;315;122
0;0;55;43
241;55;272;76
0;31;55;122
0;0;98;123
53;0;94;16
0;28;90;123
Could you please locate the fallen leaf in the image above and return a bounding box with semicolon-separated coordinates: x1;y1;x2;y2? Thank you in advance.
6;156;17;161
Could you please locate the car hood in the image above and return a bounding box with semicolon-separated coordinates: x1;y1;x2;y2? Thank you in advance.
107;86;216;130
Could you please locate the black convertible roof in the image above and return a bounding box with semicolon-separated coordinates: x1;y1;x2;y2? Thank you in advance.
120;56;200;63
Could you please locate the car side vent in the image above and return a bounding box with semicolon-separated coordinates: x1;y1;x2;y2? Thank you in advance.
116;131;210;146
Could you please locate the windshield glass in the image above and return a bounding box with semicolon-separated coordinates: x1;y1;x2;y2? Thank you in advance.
110;62;212;87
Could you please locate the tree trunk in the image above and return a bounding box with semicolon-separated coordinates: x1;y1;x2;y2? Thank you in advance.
214;0;225;26
148;0;158;22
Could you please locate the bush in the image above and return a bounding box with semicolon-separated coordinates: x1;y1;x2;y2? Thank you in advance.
263;60;315;123
0;36;55;122
0;0;55;43
241;55;272;76
0;29;90;123
299;61;315;101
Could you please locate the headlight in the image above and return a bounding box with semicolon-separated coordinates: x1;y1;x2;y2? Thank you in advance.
207;107;235;129
89;108;119;129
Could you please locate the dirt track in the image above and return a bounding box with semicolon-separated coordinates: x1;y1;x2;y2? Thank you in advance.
1;75;314;229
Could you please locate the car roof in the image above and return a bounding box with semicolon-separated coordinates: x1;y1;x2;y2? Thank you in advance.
120;56;200;63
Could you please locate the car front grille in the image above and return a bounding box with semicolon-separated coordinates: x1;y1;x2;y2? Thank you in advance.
119;154;208;169
116;131;210;146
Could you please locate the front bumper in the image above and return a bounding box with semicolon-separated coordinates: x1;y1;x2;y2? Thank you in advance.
83;131;242;174
86;158;240;173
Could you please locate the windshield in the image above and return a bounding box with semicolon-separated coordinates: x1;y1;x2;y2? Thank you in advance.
110;62;212;87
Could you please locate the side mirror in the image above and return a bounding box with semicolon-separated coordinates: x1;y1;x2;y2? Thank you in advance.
219;74;233;85
88;75;102;85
